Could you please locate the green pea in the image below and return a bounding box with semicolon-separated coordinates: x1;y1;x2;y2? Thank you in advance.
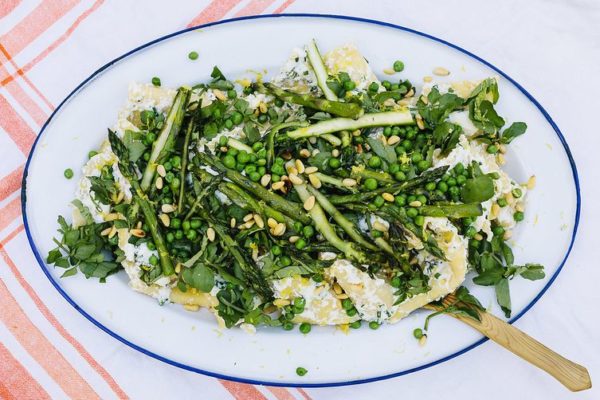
349;321;362;329
249;154;257;163
149;255;158;266
164;161;173;171
280;256;292;267
369;82;379;92
437;181;448;192
371;230;383;238
283;321;294;331
256;148;267;159
223;155;236;169
454;163;465;174
497;198;508;207
395;195;406;206
382;80;391;89
425;182;436;191
394;171;407;181
182;220;191;232
302;225;315;238
368;156;382;168
271;246;282;256
271;164;285;175
364;178;378;190
293;221;303;232
171;177;180;189
258;166;266;176
166;232;174;243
299;323;311;334
164;172;175;183
342;298;353;310
237;151;250;164
414;215;425;226
465;227;477;238
390;276;401;288
231;111;243;125
252;142;264;152
190;219;201;229
413;328;424;339
296;367;308;376
406;207;419;218
249;171;261;182
389;163;400;174
514;211;525;222
271;174;280;182
63;168;74;179
227;89;237;99
373;195;385;208
328;158;341;169
417;194;427;204
175;230;184;240
188;51;198;60
393;60;405;72
401;139;413;150
407;195;416;203
146;241;156;251
411;153;422;163
456;175;467;185
258;114;268;123
171;218;181;229
227;148;239;156
448;186;460;197
295;238;307;250
151;76;161;86
487;144;499;154
492;226;505;236
224;119;233;129
417;160;431;171
244;165;257;174
186;229;197;240
512;188;523;198
343;80;356;91
346;308;358;317
369;321;380;330
390;83;400;91
446;177;457;187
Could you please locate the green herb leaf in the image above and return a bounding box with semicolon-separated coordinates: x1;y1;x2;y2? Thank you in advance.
495;278;511;318
432;122;462;156
500;122;527;144
460;176;495;203
123;129;147;162
366;137;396;164
417;87;464;128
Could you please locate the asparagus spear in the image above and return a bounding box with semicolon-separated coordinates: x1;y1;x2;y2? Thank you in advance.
286;111;414;140
108;130;175;277
305;185;378;251
194;152;312;225
141;87;190;191
420;203;483;218
350;165;395;184
177;118;194;213
329;166;449;205
265;121;308;168
292;180;368;263
260;83;363;119
306;39;338;101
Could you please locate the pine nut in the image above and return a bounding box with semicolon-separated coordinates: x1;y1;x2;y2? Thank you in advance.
497;154;506;165
304;196;316;211
490;203;500;219
515;203;525;212
157;164;167;177
253;214;265;228
342;178;357;187
419;335;428;346
382;193;395;202
527;175;536;190
273;299;290;307
161;204;176;213
272;181;285;191
272;223;286;236
373;221;389;232
289;174;303;185
299;149;311;158
243;220;255;229
175;263;182;274
499;144;507;154
332;149;340;157
267;218;278;229
474;233;484;241
333;283;343;295
335;293;349;300
159;213;170;227
108;226;117;239
416;114;425;130
100;227;112;236
308;173;322;188
230;218;236;228
383;68;396;75
433;67;450;76
206;227;216;242
295;159;305;174
409;200;422;207
387;135;400;145
286;165;298;175
260;174;271;187
104;213;122;221
155;176;164;190
213;89;227;101
259;102;268;114
130;229;146;238
289;235;300;244
503;230;513;240
305;166;318;174
243;213;254;222
116;191;125;204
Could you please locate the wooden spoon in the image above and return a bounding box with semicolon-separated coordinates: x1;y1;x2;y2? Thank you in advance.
424;296;592;392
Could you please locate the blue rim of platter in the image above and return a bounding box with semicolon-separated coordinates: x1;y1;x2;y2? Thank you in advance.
21;13;581;388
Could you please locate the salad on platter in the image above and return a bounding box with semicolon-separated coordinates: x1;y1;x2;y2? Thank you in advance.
47;40;544;334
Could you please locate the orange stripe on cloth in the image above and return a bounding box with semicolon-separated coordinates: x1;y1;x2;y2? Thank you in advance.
0;94;37;154
0;165;23;202
233;0;276;17
0;279;100;399
273;0;296;14
0;0;21;19
297;388;313;400
0;197;20;232
0;342;51;400
0;0;80;59
266;386;298;400
187;0;242;27
0;239;130;399
0;59;47;125
0;0;104;103
219;380;268;400
0;381;16;400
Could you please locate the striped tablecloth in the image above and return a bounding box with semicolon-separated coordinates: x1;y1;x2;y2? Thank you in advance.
1;1;598;399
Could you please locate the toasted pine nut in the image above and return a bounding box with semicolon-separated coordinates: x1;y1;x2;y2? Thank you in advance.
253;214;265;229
230;218;236;228
259;102;268;114
286;164;298;175
104;213;122;222
304;196;316;211
100;227;112;236
130;229;146;238
515;203;525;212
333;283;343;295
272;223;286;236
499;144;507;154
243;213;254;222
308;173;322;189
382;193;395;202
305;166;318;174
159;213;170;227
474;233;484;241
373;221;389;232
299;149;311;158
243;220;255;229
503;230;513;240
332;149;340;157
260;174;271;187
206;227;216;242
433;67;450;76
267;218;278;229
155;177;164;190
213;89;226;101
289;235;300;244
175;263;182;274
527;175;536;190
416;114;425;130
497;154;506;165
289;174;303;185
342;178;357;187
387;135;400;145
157;164;167;177
295;159;305;174
419;335;428;346
272;181;285;191
383;68;396;75
409;200;422;207
335;293;349;300
161;204;176;213
108;226;117;239
490;204;500;219
423;76;433;83
273;299;290;307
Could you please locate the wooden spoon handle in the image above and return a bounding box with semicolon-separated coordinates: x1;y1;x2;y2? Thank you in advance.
433;306;591;391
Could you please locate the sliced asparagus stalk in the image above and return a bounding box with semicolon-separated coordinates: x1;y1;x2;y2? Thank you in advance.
108;130;175;276
141;87;191;191
261;83;363;119
420;203;483;218
305;185;378;251
265;121;309;168
306;39;338;101
177;118;194;213
350;165;395;184
194;152;312;225
228;137;254;154
286;111;414;140
293;180;368;263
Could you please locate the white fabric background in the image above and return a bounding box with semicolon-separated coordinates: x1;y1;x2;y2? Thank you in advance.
8;0;600;398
